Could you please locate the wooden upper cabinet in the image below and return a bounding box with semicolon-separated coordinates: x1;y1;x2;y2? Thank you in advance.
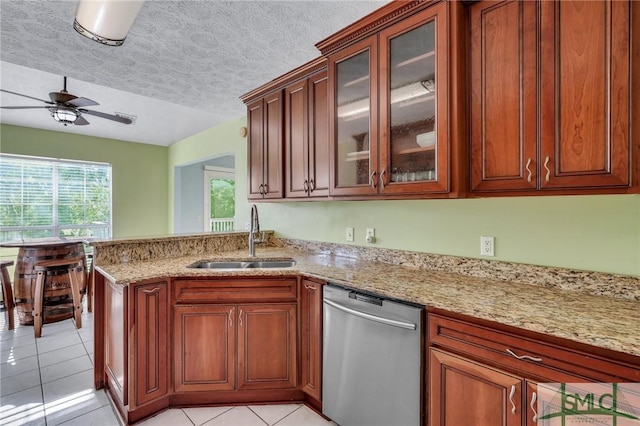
471;0;634;194
327;1;462;197
247;92;283;200
470;0;537;192
329;37;379;196
285;65;330;198
540;0;631;189
379;3;450;195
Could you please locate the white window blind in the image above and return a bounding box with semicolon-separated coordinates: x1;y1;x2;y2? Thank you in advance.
0;154;112;242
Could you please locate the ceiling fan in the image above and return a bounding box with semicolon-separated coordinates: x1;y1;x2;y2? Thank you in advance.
0;76;132;126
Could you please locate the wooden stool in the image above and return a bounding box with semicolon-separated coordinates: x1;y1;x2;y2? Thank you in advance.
33;258;84;338
0;260;15;330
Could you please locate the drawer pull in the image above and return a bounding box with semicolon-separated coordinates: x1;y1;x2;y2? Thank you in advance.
509;385;517;415
543;156;551;182
506;348;543;362
304;283;316;291
531;391;538;422
142;287;160;294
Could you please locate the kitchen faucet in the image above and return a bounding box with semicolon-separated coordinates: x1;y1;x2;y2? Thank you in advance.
248;204;263;257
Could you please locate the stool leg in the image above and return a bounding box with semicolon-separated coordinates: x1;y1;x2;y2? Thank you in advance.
33;270;45;338
69;266;82;329
1;267;14;331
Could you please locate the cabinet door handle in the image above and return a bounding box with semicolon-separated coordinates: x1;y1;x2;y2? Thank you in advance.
239;308;243;326
142;287;160;294
379;169;386;190
304;283;316;291
531;391;538;422
303;180;309;192
370;171;377;188
509;385;517;415
259;184;264;195
543;156;551;182
309;179;315;191
263;184;268;195
228;308;233;327
506;348;543;362
525;158;532;183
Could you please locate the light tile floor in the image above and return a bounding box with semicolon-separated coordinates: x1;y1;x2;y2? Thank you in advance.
1;306;335;426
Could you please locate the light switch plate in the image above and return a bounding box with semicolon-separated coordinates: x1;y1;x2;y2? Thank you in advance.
346;227;354;242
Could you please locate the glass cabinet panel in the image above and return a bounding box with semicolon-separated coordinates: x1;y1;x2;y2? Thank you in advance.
335;50;371;188
386;20;437;184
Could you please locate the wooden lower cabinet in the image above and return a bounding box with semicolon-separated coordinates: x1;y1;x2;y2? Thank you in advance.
429;348;522;426
299;279;323;401
428;312;640;426
173;304;236;392
238;303;297;390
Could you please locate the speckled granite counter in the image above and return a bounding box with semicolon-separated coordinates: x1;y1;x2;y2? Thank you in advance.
94;245;640;359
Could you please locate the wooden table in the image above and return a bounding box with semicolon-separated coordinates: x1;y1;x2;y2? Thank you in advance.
1;238;88;325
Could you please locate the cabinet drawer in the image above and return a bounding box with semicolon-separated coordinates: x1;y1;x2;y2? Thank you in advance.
174;278;297;303
428;313;640;382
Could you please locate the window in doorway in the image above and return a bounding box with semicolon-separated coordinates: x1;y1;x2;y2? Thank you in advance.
0;154;112;242
204;167;235;232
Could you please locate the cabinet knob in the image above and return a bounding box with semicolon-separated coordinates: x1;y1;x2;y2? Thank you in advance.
525;158;532;183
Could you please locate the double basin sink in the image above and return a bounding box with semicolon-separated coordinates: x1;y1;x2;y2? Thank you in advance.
188;258;296;269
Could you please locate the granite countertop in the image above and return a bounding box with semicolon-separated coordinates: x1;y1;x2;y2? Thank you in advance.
95;247;640;359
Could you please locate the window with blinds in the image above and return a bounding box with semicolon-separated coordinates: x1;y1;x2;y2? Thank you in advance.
0;154;112;242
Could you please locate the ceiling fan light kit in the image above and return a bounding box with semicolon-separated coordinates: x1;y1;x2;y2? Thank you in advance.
50;106;79;126
73;0;145;46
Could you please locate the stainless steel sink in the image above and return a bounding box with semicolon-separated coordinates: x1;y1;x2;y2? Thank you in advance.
188;259;296;269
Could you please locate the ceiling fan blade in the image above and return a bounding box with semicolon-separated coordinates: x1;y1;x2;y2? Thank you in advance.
74;115;90;126
1;105;51;109
67;97;99;108
50;91;77;104
1;89;53;105
80;109;132;124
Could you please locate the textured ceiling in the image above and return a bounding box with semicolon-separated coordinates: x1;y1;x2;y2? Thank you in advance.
0;0;386;146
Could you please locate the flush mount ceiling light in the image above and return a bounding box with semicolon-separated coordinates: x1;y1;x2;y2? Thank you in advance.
73;0;145;46
49;106;79;126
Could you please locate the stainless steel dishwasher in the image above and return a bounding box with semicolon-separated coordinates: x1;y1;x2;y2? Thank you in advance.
322;284;423;426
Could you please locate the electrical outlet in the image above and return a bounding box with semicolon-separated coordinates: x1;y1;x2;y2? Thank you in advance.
346;227;354;242
366;228;376;244
480;236;495;257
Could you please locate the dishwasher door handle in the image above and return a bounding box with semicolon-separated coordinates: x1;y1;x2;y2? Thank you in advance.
324;299;417;330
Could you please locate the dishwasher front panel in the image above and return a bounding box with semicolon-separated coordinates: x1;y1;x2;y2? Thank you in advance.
322;285;423;426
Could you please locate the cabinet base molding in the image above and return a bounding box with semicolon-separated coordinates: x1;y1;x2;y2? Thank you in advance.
105;384;305;425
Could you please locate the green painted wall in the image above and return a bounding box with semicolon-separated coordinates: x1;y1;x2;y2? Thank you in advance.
0;124;168;238
168;117;248;232
169;118;640;277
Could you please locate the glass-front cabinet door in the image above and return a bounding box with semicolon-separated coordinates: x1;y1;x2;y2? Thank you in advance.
379;3;448;194
329;37;378;196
